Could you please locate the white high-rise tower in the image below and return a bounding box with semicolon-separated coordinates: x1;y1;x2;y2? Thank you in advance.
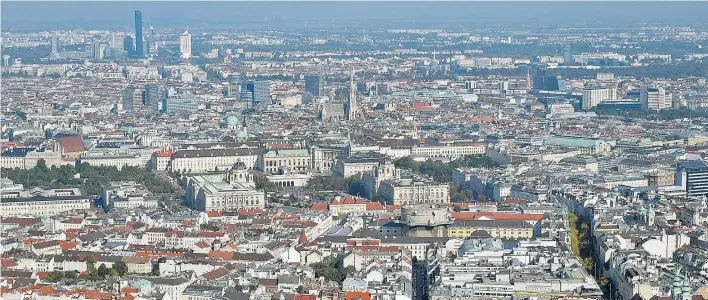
347;66;357;120
180;27;192;59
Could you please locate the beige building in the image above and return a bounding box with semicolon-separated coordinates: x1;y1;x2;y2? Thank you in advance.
333;152;386;177
411;142;485;160
311;144;346;172
259;149;310;174
186;162;265;211
329;196;367;215
640;87;671;111
0;188;90;217
170;148;263;174
123;256;151;274
448;220;535;239
378;173;450;206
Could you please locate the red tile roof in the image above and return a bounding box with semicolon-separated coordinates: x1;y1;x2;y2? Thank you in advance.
199;231;225;238
345;291;371;300
152;149;175;157
501;198;529;205
1;217;42;227
365;202;385;211
208;251;233;260
331;196;366;206
311;202;328;211
57;136;85;153
0;259;18;268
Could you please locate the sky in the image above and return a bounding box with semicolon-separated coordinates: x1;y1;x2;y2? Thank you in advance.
2;1;708;31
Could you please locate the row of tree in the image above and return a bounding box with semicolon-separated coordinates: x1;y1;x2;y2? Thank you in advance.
568;212;595;272
2;160;176;197
395;155;498;183
45;257;129;283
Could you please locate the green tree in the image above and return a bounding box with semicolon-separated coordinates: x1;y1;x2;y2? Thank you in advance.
113;261;128;276
45;271;64;283
84;256;96;273
97;263;109;277
583;257;595;272
64;271;77;279
35;159;49;173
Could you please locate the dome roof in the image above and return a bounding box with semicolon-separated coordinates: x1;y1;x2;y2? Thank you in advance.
225;116;239;126
232;161;247;170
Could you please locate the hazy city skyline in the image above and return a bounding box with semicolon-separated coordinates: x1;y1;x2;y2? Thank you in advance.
3;1;708;31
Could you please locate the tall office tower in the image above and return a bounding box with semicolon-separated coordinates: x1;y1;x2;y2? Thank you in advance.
3;55;10;66
123;36;135;54
304;74;324;97
50;36;59;53
122;86;143;111
227;74;244;97
676;161;708;197
252;81;271;107
498;81;510;92
180;27;192;59
92;43;105;59
143;84;161;109
134;10;144;58
347;67;357;120
640;87;671;111
146;26;155;56
582;87;614;110
110;32;124;49
563;45;572;63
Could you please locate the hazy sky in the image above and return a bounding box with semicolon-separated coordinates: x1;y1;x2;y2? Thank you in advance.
3;1;708;31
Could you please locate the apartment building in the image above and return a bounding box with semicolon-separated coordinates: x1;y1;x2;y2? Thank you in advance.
447;220;535;239
170;148;263;174
259;149;311;174
411;142;485;160
378;175;450;206
0;187;90;217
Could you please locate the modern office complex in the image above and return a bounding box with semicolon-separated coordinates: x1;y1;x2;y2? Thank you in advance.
641;87;672;111
163;90;198;114
305;74;324;97
676;161;708;197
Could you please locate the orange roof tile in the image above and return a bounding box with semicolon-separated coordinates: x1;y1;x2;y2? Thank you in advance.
60;241;80;251
345;291;371;300
365;202;385;211
311;202;328;211
208;251;233;260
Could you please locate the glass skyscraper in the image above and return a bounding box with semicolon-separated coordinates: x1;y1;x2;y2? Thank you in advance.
134;10;143;58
